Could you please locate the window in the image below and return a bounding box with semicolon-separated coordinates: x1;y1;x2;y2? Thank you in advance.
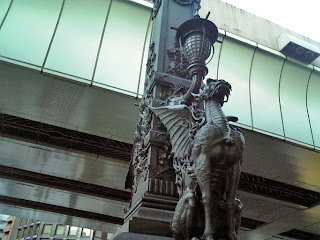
15;229;20;239
68;226;78;236
106;233;113;240
42;225;52;235
94;231;102;240
21;227;26;238
33;224;40;236
81;228;90;237
26;226;33;237
18;218;23;226
21;218;27;227
55;225;65;236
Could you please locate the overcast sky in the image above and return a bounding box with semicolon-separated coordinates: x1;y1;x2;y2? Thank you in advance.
220;0;320;43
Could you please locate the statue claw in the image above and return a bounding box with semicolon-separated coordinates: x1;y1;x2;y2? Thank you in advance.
200;233;214;240
203;237;214;240
226;231;238;240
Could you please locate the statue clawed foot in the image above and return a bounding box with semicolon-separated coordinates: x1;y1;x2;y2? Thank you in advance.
202;236;214;240
191;234;237;240
226;231;238;240
192;235;214;240
191;233;237;240
190;237;213;240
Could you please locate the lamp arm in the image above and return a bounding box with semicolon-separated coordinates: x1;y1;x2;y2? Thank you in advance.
182;74;203;104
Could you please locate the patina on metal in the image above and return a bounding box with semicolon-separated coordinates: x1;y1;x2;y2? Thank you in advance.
124;1;244;239
123;2;198;237
176;15;218;105
150;15;245;240
152;0;162;20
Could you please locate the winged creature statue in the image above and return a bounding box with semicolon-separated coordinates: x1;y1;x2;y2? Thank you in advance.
150;79;245;240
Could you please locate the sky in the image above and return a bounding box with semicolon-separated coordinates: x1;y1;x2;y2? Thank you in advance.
220;0;320;43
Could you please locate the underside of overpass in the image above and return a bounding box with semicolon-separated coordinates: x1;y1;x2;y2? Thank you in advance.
0;61;320;239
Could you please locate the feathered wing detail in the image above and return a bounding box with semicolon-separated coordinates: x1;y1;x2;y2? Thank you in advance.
150;104;194;160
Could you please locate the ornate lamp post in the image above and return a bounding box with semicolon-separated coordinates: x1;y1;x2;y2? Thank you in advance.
120;2;244;240
176;15;218;103
151;15;245;240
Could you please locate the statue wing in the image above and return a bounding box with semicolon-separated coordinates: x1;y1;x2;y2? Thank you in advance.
151;104;194;160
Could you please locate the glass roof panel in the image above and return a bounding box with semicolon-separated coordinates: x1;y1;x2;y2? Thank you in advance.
0;0;63;66
207;33;225;80
280;61;313;146
307;70;320;148
0;0;11;27
93;0;151;93
218;37;255;128
250;49;285;137
44;0;111;80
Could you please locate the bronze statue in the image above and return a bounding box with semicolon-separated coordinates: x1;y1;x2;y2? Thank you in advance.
151;79;245;240
171;186;204;240
172;189;243;240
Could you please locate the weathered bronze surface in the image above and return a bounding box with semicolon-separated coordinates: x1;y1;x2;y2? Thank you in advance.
155;13;245;239
173;0;200;6
152;0;162;19
125;2;245;239
151;79;245;240
166;42;190;80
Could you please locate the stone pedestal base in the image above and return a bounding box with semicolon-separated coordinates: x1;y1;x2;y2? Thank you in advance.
115;193;178;238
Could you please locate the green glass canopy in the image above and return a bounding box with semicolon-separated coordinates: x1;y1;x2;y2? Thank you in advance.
0;0;319;150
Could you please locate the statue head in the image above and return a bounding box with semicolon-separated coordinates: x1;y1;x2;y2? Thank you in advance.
202;79;232;105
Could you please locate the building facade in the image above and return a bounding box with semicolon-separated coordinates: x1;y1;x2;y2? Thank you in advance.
5;217;110;240
2;216;16;240
0;215;10;240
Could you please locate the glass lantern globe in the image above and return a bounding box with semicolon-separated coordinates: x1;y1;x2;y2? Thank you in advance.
176;16;218;76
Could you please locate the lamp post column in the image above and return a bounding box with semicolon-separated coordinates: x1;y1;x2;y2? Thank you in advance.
119;0;201;238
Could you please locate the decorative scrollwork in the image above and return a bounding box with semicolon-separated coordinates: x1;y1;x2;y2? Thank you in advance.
174;0;199;4
131;96;153;193
173;157;194;197
160;84;187;104
173;0;201;17
166;42;190;79
145;42;157;91
152;0;162;19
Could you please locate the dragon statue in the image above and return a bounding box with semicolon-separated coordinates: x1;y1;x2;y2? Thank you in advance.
151;79;245;240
